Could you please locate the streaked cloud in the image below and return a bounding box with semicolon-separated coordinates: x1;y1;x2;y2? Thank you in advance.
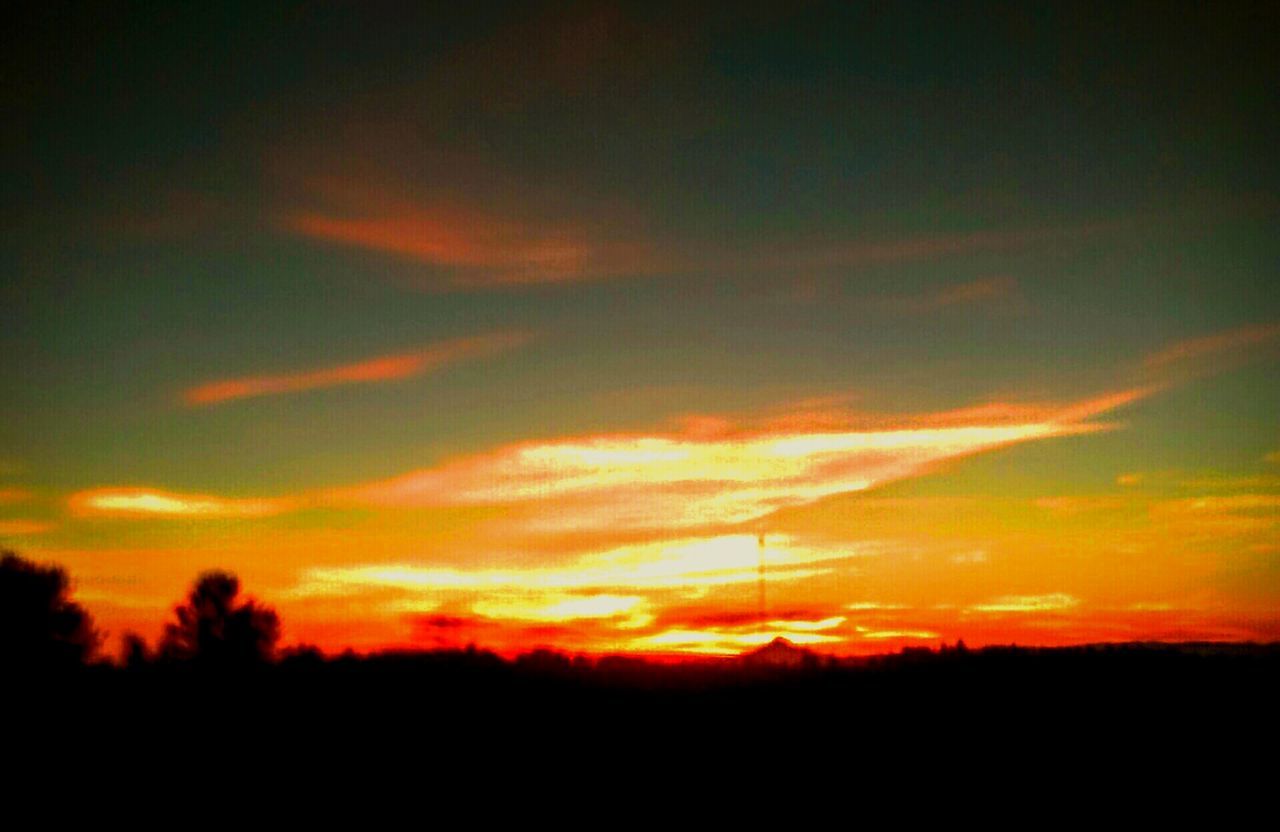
347;422;1066;530
288;534;864;598
184;331;529;406
341;388;1143;531
1150;494;1280;533
471;594;648;625
1110;469;1280;490
1033;496;1131;515
278;532;879;654
771;616;846;632
1143;321;1280;374
858;628;939;640
0;520;53;535
285;165;1121;291
0;487;32;504
970;593;1080;613
288;209;659;286
281;175;660;286
69;487;291;519
69;385;1151;526
1176;474;1280;490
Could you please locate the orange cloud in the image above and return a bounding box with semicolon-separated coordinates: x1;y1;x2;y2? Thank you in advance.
184;332;529;406
287;204;659;286
284;162;1122;291
0;520;52;535
1143;321;1280;373
0;487;32;504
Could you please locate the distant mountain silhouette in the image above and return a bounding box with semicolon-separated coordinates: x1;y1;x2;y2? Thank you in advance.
741;636;818;669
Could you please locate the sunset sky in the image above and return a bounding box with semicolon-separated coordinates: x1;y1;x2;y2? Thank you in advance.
3;1;1278;656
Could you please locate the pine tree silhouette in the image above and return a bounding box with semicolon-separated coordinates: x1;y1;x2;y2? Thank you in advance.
159;571;280;667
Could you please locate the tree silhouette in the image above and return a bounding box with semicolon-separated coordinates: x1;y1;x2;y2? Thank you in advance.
120;631;150;669
159;570;280;667
0;550;100;668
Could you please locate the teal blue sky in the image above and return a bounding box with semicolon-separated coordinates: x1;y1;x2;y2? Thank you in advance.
4;0;1277;494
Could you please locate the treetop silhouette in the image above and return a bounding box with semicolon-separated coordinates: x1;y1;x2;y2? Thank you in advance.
0;550;100;668
159;570;280;667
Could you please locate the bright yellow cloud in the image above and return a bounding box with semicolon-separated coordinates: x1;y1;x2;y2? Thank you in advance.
970;594;1080;613
288;534;864;598
339;399;1131;531
69;488;289;518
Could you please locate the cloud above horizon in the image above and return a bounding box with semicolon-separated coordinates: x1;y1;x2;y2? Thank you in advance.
184;331;530;406
73;384;1150;525
1143;321;1280;378
285;186;1122;291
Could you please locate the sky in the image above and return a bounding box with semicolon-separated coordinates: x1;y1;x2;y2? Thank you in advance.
3;1;1278;657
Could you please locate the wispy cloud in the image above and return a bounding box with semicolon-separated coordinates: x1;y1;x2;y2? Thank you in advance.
284;161;1122;292
0;487;32;504
1144;321;1280;373
845;601;911;611
281;175;661;286
1150;494;1280;534
287;209;659;286
71;385;1151;525
68;488;292;519
0;520;52;535
289;534;861;598
969;593;1080;613
285;533;869;653
184;332;529;406
338;390;1135;532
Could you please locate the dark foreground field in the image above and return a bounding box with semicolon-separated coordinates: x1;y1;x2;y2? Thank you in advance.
8;642;1273;811
8;641;1278;803
18;641;1280;746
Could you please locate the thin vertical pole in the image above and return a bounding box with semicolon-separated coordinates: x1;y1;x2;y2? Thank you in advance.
758;532;767;635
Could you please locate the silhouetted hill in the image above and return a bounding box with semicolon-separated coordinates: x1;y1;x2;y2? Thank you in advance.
740;636;822;670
